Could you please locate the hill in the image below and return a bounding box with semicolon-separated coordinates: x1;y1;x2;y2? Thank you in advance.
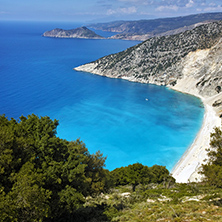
75;21;222;98
89;12;222;40
42;26;104;39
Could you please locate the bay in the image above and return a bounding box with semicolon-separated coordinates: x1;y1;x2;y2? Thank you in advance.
0;21;204;171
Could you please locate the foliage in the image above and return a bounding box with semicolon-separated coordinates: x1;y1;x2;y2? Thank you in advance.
110;163;175;192
84;183;222;222
0;114;107;221
4;114;222;221
201;127;222;187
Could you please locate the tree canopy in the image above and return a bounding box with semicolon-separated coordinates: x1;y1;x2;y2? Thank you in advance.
111;163;174;191
0;114;175;221
201;127;222;187
0;114;107;221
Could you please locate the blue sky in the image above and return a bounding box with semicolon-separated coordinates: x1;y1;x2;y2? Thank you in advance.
1;0;222;22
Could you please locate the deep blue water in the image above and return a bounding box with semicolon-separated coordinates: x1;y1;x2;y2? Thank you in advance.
0;21;204;171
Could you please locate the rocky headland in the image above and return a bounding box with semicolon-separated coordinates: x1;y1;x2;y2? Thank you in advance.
74;21;222;183
42;26;104;39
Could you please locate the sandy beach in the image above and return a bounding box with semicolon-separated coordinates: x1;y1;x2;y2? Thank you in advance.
171;89;222;183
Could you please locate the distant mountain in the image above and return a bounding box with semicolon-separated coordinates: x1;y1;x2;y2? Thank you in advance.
89;12;222;40
42;26;104;39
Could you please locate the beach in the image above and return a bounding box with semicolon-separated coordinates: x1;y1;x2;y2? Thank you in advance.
171;87;222;183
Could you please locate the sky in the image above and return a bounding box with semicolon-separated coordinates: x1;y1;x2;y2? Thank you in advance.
0;0;222;23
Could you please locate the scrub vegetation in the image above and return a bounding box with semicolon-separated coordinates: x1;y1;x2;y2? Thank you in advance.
0;114;222;221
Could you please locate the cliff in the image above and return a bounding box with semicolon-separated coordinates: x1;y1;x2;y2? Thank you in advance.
42;26;104;39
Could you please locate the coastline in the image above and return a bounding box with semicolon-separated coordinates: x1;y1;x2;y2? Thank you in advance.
74;65;222;183
170;84;222;182
171;99;221;182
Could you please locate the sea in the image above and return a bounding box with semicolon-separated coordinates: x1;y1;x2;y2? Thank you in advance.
0;20;204;171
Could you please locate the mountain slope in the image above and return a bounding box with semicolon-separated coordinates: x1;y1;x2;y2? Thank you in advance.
75;21;222;98
89;12;222;40
42;26;104;39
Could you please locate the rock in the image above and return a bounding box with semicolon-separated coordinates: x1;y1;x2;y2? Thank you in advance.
215;86;221;93
120;192;131;197
212;99;222;107
147;199;155;203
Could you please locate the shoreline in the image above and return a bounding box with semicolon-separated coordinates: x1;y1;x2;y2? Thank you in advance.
169;84;222;182
171;100;221;182
74;65;222;183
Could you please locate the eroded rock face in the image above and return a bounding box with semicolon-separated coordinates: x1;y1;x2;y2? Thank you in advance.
173;39;222;97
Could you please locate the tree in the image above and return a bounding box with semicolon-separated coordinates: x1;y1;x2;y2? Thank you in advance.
149;165;174;183
0;114;108;221
127;163;151;192
110;163;174;192
110;167;128;186
201;127;222;187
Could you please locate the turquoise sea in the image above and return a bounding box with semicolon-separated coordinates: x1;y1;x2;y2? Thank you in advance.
0;21;204;171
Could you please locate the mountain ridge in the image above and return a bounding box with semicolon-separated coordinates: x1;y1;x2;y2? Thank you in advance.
43;12;222;41
89;12;222;40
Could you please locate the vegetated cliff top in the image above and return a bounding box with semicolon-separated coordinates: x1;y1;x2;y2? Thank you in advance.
89;12;222;40
75;21;222;98
42;26;104;39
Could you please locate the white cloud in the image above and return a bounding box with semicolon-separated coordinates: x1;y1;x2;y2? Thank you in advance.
107;6;137;15
209;2;217;7
155;5;179;12
185;0;194;8
204;5;222;12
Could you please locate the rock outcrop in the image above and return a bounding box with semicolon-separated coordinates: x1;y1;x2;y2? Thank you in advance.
43;26;104;39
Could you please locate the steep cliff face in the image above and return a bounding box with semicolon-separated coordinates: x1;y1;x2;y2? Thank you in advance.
172;40;222;97
43;27;104;39
75;21;222;103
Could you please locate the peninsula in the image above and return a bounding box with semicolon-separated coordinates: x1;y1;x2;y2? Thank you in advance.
42;26;104;39
74;21;222;183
